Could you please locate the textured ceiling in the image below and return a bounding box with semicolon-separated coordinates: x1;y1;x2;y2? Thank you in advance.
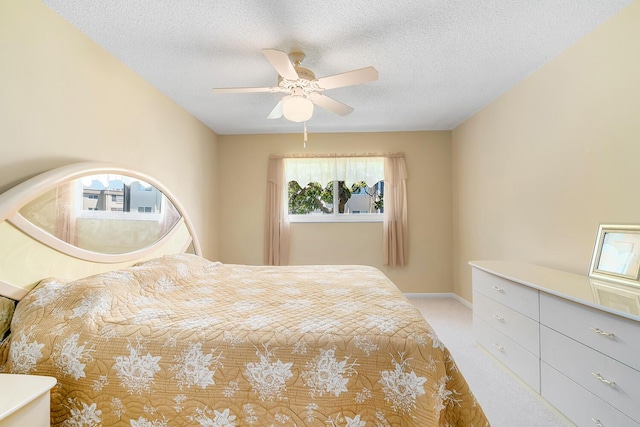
42;0;631;135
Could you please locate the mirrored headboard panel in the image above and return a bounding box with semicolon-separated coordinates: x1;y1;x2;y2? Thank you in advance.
0;162;201;300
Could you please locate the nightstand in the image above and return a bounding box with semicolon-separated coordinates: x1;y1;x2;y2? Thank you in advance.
0;374;57;427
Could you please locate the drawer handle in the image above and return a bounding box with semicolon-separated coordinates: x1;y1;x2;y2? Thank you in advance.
492;285;505;293
492;314;505;323
591;372;616;387
492;343;505;352
590;419;603;427
590;327;615;338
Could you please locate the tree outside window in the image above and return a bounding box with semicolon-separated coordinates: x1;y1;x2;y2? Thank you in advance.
288;180;383;216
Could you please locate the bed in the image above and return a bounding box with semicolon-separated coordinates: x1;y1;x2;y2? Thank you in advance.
0;162;488;426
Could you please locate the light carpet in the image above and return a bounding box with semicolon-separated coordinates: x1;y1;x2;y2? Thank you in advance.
407;296;570;427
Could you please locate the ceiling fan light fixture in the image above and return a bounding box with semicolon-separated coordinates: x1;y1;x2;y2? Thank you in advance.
282;95;313;122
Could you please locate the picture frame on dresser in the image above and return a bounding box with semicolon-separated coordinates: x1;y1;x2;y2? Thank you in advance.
589;223;640;287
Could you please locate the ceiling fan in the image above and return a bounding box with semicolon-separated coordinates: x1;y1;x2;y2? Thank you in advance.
212;49;378;123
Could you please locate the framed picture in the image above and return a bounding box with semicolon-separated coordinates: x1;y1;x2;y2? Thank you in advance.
589;224;640;287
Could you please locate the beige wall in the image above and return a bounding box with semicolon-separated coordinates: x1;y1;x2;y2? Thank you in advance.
452;0;640;302
0;0;219;258
7;0;636;301
218;132;452;293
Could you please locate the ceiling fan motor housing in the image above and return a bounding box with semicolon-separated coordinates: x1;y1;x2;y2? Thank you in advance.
277;66;316;86
293;66;316;81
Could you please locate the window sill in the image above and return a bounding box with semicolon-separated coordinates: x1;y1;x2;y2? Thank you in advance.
288;214;383;223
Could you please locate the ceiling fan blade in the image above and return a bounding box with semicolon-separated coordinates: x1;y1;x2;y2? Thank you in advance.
267;100;283;119
212;86;275;94
315;66;378;90
262;49;299;80
309;93;354;116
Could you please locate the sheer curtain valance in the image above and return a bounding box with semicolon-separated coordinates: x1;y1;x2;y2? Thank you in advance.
284;157;384;187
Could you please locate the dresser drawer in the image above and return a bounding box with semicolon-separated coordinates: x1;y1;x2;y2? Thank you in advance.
541;325;640;421
540;292;640;372
541;362;639;427
474;315;540;392
472;268;539;320
473;291;539;356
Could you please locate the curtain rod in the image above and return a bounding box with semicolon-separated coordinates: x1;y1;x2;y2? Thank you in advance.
269;152;404;159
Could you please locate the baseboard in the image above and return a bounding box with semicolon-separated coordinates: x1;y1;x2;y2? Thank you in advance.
404;293;472;309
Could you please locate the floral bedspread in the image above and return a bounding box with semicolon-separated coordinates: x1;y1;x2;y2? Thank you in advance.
2;254;488;426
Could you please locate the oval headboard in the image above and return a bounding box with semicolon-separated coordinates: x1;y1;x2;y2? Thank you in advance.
0;162;201;300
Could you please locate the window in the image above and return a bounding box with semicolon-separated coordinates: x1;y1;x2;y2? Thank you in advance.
76;175;164;221
285;157;384;223
266;154;407;266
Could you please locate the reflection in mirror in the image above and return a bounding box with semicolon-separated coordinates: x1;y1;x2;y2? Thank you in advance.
19;174;181;254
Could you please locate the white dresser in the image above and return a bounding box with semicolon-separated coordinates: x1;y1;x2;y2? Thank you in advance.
470;261;640;427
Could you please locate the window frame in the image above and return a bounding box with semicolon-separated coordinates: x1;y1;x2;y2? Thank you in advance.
288;212;383;223
286;177;384;224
